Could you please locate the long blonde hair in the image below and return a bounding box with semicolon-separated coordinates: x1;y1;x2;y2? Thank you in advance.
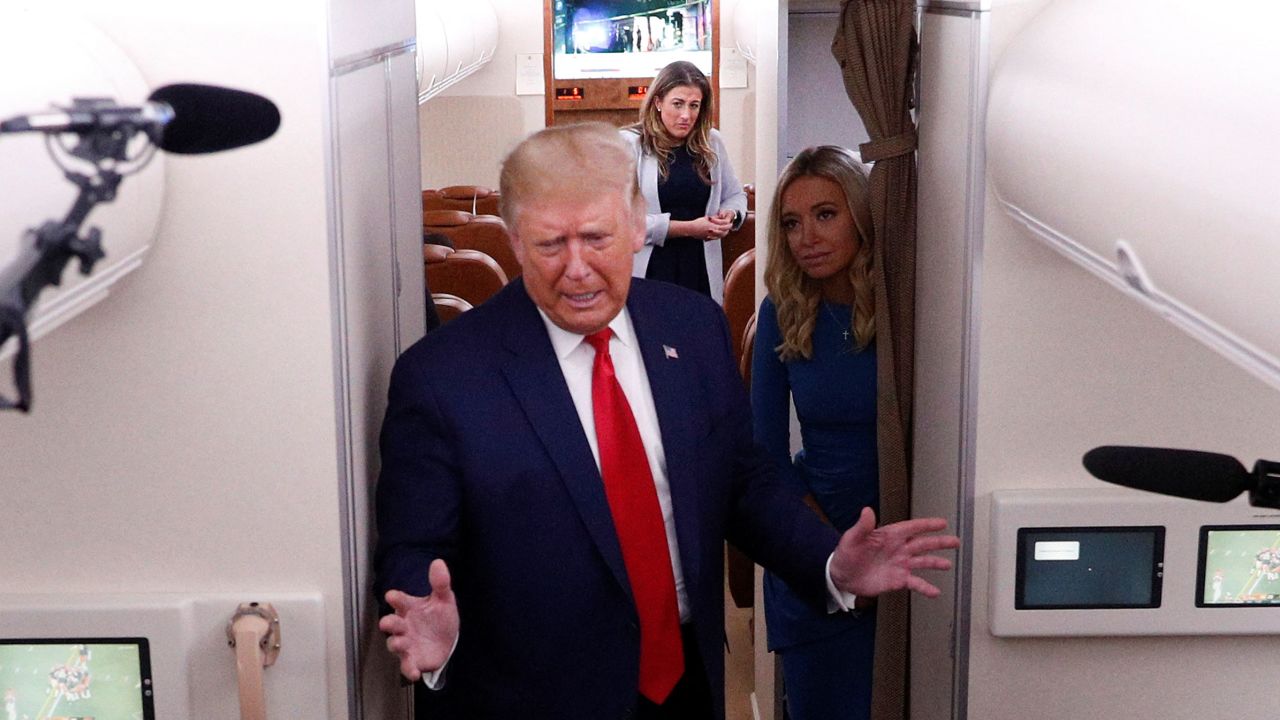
630;60;716;184
764;146;876;361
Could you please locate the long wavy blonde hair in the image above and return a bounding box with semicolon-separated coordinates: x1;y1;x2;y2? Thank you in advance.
629;60;716;184
764;145;876;361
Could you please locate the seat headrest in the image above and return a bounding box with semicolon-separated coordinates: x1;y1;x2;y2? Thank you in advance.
423;210;472;227
439;185;494;200
424;244;455;264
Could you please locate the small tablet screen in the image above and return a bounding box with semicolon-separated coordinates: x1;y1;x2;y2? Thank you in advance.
0;638;154;720
1198;525;1280;607
1015;526;1165;609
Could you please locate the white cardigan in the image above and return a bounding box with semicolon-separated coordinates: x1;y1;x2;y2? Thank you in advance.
621;127;748;304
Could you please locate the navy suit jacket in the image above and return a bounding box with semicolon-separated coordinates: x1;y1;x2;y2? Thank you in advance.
374;278;840;720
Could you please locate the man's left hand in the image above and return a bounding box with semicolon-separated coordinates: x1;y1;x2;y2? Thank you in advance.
829;507;960;599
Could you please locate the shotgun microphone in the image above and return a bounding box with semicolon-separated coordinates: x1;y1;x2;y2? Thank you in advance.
1083;445;1280;508
0;83;280;412
147;83;280;154
0;82;281;155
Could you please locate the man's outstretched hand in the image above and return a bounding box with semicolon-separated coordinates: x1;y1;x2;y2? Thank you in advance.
379;559;460;681
829;507;960;599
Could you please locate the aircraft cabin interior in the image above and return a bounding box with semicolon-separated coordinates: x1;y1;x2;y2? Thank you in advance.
1;0;1277;718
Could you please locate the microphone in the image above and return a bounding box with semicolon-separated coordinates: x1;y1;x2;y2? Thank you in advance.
0;82;280;155
1083;445;1280;508
147;83;280;155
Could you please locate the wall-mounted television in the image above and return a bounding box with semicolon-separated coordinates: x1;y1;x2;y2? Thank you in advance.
552;0;714;80
1014;526;1164;610
0;638;155;719
1197;525;1280;607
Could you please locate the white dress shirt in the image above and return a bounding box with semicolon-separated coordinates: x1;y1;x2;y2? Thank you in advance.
541;308;855;614
540;307;691;621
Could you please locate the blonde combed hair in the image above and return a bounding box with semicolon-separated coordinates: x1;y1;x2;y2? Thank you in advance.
763;145;876;361
499;122;645;230
630;60;716;184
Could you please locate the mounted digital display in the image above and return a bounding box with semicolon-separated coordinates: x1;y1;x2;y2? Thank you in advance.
1015;526;1164;609
552;0;713;79
1197;525;1280;607
0;638;155;720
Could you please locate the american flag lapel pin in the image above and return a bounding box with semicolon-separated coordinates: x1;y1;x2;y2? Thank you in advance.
663;344;679;360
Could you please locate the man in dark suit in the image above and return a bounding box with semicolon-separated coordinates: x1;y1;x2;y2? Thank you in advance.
374;123;958;720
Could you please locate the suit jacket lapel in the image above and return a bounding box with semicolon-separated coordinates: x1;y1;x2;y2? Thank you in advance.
499;284;631;599
627;290;704;604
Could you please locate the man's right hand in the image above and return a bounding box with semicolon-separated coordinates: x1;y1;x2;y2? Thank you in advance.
379;559;460;681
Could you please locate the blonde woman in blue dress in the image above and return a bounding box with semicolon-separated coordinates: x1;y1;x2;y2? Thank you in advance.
752;145;878;720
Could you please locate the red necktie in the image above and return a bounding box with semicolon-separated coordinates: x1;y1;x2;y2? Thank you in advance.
585;329;684;703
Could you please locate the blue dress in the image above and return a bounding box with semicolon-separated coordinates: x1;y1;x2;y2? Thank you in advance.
645;143;713;296
750;296;878;720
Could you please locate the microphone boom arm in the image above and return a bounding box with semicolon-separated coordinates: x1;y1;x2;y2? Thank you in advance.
0;135;129;411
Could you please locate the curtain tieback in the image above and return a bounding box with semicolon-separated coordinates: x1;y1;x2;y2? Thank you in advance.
859;130;917;162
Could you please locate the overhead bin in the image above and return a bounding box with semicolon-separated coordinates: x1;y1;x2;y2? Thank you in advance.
416;0;499;103
986;0;1280;391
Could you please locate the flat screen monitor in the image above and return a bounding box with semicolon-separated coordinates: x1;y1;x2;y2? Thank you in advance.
552;0;714;79
1197;525;1280;607
1015;526;1165;610
0;638;155;720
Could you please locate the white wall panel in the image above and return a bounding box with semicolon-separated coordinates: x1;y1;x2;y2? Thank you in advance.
331;51;424;720
914;2;1280;718
785;11;866;160
330;0;416;62
913;6;989;717
0;593;328;719
0;0;421;718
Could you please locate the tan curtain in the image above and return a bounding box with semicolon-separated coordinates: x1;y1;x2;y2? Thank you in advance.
832;2;918;719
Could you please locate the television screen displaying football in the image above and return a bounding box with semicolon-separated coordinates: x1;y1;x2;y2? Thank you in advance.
1198;526;1280;607
0;638;154;720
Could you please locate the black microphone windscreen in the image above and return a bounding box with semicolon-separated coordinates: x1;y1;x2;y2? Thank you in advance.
1082;445;1251;502
148;83;280;155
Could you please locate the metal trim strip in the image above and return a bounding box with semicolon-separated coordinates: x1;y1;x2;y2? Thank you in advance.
919;0;991;14
332;39;415;77
950;10;990;720
325;73;362;720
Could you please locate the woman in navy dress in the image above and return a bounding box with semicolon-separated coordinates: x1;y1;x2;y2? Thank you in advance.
620;60;747;304
751;145;878;720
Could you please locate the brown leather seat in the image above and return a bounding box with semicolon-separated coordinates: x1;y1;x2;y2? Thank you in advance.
423;185;502;216
740;311;757;385
721;248;756;370
424;211;520;280
743;183;755;211
423;209;471;229
426;248;508;308
725;309;759;610
721;211;755;276
431;292;473;325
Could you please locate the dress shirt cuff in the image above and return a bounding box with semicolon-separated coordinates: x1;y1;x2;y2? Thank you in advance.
825;553;859;614
420;631;460;691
